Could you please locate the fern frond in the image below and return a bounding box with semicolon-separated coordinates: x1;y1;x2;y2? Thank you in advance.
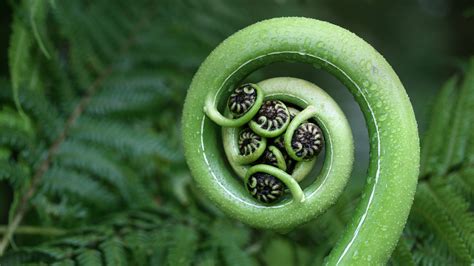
29;0;52;59
210;220;256;266
463;59;474;165
41;167;119;208
166;225;199;266
420;76;458;176
77;249;102;266
99;238;127;266
412;183;472;263
391;236;415;266
71;118;181;162
54;141;145;206
0;160;29;188
8;12;33;117
86;75;172;116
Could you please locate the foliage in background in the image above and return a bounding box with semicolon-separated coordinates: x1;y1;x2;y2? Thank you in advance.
0;0;472;265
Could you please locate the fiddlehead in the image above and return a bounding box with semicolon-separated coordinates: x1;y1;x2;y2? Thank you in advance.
182;17;419;265
249;100;290;137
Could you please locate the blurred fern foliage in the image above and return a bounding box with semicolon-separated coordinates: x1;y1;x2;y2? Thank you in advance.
0;0;472;265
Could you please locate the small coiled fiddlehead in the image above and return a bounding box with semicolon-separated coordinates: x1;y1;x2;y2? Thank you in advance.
182;18;419;265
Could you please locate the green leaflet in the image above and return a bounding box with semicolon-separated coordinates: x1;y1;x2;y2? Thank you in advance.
166;225;198;266
29;0;51;59
420;76;458;177
411;183;473;264
8;15;32;119
391;237;416;266
77;249;102;266
100;239;127;266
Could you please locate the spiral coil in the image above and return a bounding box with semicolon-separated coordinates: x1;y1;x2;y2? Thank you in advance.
182;17;419;265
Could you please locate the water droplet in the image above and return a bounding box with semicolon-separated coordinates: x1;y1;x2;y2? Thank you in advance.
362;80;370;88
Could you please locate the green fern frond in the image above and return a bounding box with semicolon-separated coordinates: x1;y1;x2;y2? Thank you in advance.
449;59;474;167
166;225;199;266
100;238;127;266
86;75;172;116
391;236;415;266
8;13;33;118
41;167;119;208
408;58;474;265
71;118;181;162
420;76;458;176
29;0;52;59
412;183;472;263
77;249;103;266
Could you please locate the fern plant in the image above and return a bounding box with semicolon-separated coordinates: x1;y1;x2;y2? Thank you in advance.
0;0;473;265
1;0;185;255
391;60;474;266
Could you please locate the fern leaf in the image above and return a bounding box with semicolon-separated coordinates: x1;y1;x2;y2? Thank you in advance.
412;183;472;263
41;167;119;208
391;236;415;266
71;118;182;162
122;230;150;265
100;238;127;266
210;221;255;266
447;59;474;169
29;0;51;59
8;14;33;118
55;141;131;200
77;249;102;266
51;259;75;266
86;75;172;116
420;76;458;176
463;58;474;165
0;160;29;188
166;225;199;266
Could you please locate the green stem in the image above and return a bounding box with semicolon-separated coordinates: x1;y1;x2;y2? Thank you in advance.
284;105;318;161
245;164;305;203
203;83;264;127
268;145;287;171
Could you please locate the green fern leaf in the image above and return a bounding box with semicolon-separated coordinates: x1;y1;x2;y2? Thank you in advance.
412;183;472;263
29;0;51;59
77;249;102;266
445;59;474;170
8;15;33;119
41;167;119;208
391;236;415;266
100;238;127;266
420;76;458;176
166;225;198;266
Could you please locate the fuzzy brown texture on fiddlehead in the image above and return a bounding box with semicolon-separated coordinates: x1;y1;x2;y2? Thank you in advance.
291;122;324;160
246;172;286;203
228;84;258;117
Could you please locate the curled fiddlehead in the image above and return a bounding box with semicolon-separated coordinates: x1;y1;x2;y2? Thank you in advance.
236;127;267;164
228;83;259;117
249;100;290;137
182;18;419;265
